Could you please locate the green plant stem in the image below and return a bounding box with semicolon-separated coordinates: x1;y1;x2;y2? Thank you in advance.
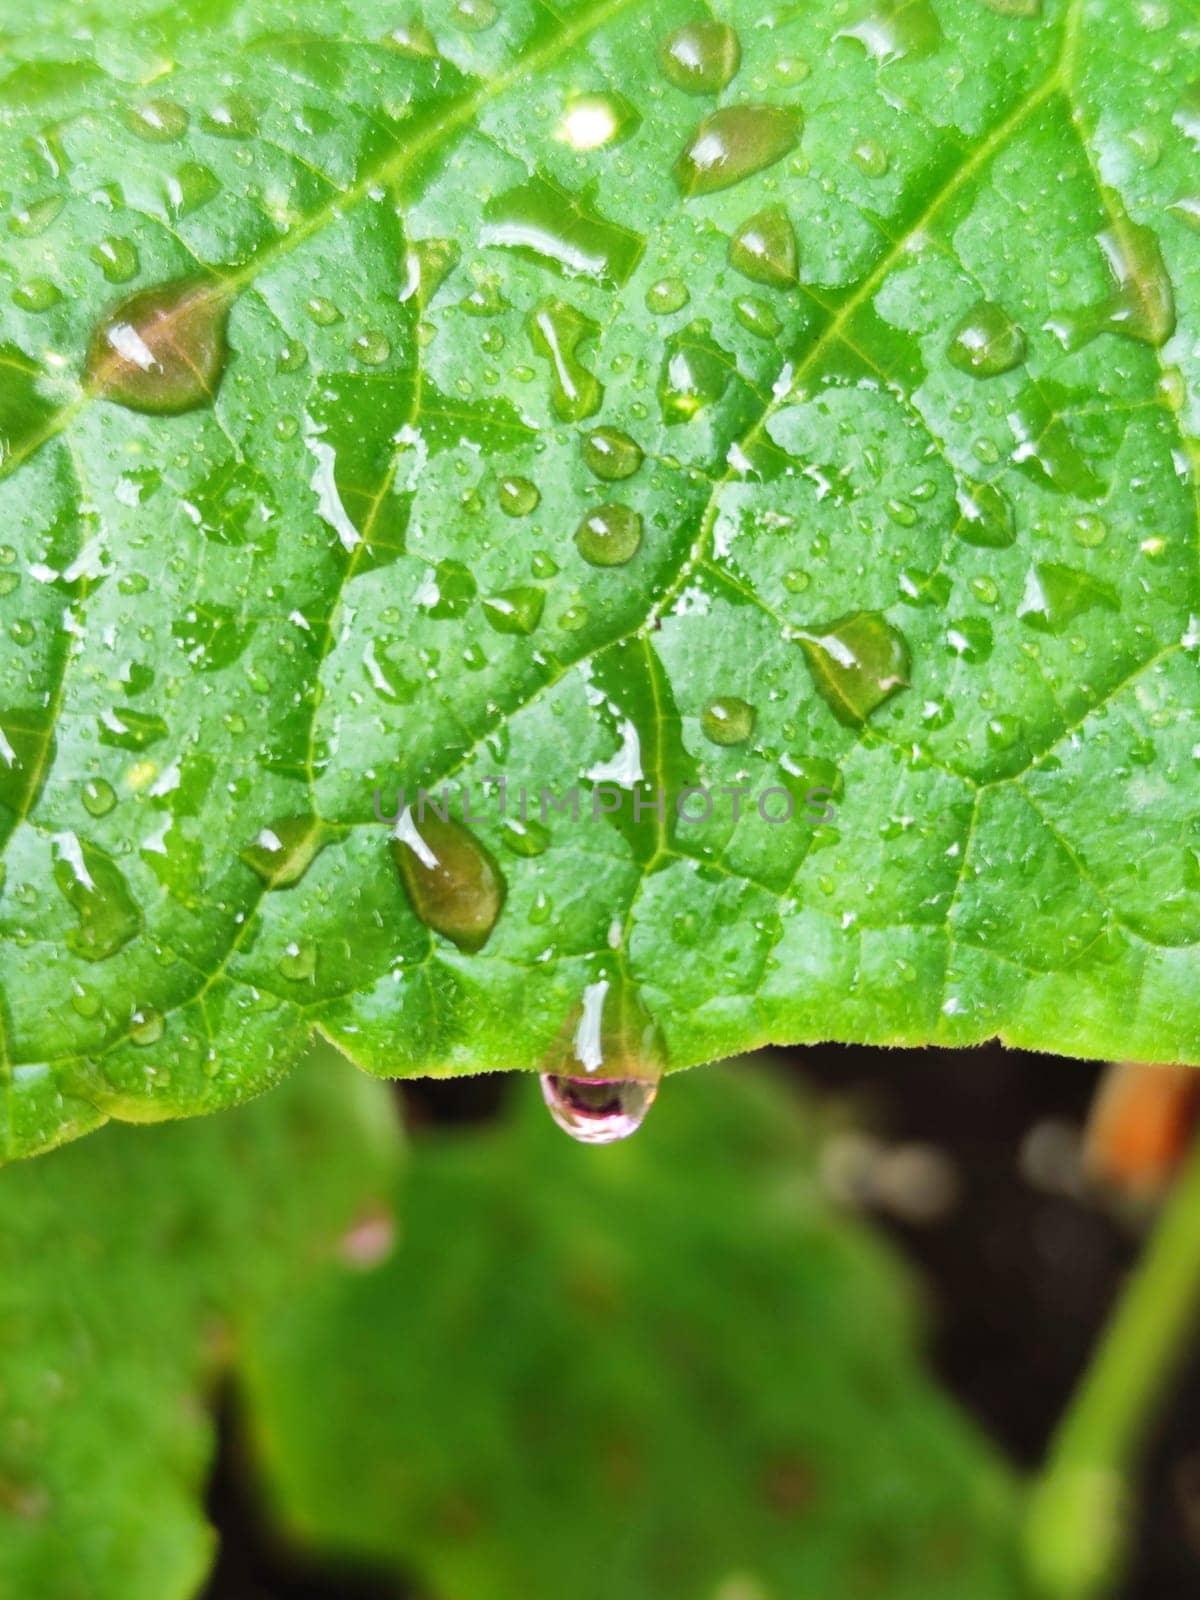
1026;1128;1200;1598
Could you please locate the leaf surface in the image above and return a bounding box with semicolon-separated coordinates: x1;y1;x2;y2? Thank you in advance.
0;0;1198;1156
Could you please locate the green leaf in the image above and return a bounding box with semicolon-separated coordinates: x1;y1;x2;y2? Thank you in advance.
0;0;1197;1157
0;1040;400;1600
241;1062;1030;1600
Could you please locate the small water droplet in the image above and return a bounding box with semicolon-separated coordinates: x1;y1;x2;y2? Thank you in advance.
956;480;1015;546
85;278;230;414
129;1006;165;1046
82;777;117;818
91;236;140;284
13;278;61;312
501;816;551;857
851;139;889;177
539;975;664;1144
583;427;643;480
8;195;63;237
646;277;690;314
733;296;781;339
453;0;497;29
391;810;505;952
201;94;259;138
675;106;801;197
660;21;742;93
796;612;911;726
383;17;439;55
498;475;540;516
729;206;799;287
1071;513;1108;548
575;503;642;566
482;586;545;636
306;295;342;325
279;940;318;981
701;696;756;745
351;329;391;365
241;816;327;889
127;99;188;142
947;301;1026;377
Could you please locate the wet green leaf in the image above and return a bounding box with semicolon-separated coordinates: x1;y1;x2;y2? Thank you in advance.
0;0;1198;1158
0;1040;400;1599
242;1063;1030;1600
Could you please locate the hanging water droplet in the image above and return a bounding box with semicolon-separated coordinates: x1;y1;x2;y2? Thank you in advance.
675;106;801;197
528;299;603;420
575;503;642;566
659;21;742;94
729;206;799;287
583;427;643;481
701;696;756;745
645;277;690;314
52;833;141;961
836;0;942;64
498;475;540;516
241;816;328;889
796;612;911;726
391;810;505;952
85;278;230;414
947;301;1026;377
539;974;664;1144
482;586;545;635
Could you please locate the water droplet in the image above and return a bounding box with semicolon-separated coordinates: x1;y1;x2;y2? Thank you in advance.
82;777;117;818
1018;562;1119;633
659;321;731;423
646;277;690;314
986;714;1021;749
557;90;640;150
201;94;259;138
675;106;801;197
529;299;603;420
401;236;460;305
955;480;1015;547
733;296;782;339
1047;203;1175;350
539;975;664;1144
241;816;328;889
851;139;889;177
127;99;188;141
978;0;1039;13
701;696;756;745
13;278;61;312
575;503;642;566
306;295;342;325
279;940;318;981
166;161;220;217
391;810;506;952
351;329;391;365
383;17;439;55
1071;513;1108;548
483;178;644;287
946;616;993;663
796;612;911;726
453;0;497;29
482;586;545;635
85;279;230;415
947;301;1026;377
1169;196;1200;234
660;21;742;93
52;833;141;961
91;236;140;284
498;475;539;516
729;206;799;287
583;427;643;481
836;0;943;64
7;195;63;237
501;816;551;857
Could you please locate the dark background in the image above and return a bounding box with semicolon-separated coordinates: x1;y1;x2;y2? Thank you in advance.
201;1043;1200;1600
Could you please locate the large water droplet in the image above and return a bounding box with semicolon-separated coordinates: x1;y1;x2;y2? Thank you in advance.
127;99;188;142
675;106;801;197
947;300;1026;377
1017;562;1119;633
701;696;756;745
539;975;664;1144
955;480;1015;547
1047;205;1175;350
85;279;230;414
529;299;603;420
660;21;741;93
400;236;460;305
391;809;505;952
482;586;545;635
92;236;140;284
659;321;732;423
575;503;642;566
729;206;799;287
498;475;540;516
241;816;328;889
482;178;643;287
836;0;942;64
52;833;141;961
796;612;911;726
583;426;643;481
